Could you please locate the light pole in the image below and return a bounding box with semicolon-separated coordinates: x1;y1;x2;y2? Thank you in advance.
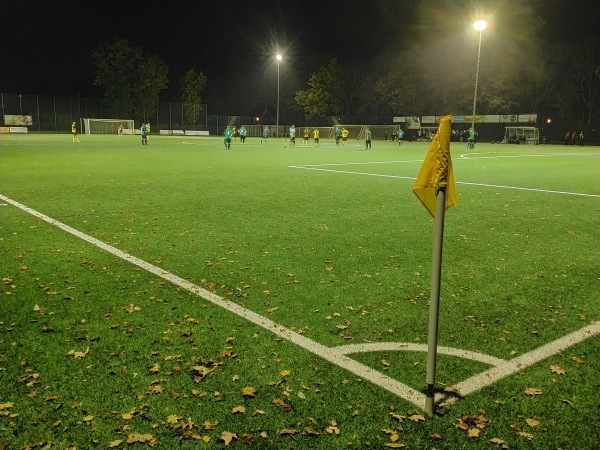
471;20;487;132
276;54;282;138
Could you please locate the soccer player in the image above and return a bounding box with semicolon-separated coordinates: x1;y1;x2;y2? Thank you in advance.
303;128;310;147
232;126;237;142
397;128;404;146
261;126;270;143
365;127;372;149
223;126;232;149
289;124;296;147
341;127;349;145
334;126;341;146
313;128;320;147
467;128;475;149
146;122;151;141
140;123;148;145
118;124;124;135
71;122;80;142
238;125;247;144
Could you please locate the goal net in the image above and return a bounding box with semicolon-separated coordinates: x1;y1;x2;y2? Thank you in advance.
83;118;135;135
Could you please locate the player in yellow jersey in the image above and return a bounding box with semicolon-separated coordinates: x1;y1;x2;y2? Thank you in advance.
341;127;349;145
303;128;310;147
313;128;320;147
146;122;151;141
71;122;80;142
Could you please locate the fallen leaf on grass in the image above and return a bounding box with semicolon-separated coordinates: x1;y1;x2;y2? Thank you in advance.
384;444;406;449
232;406;246;414
518;431;533;441
525;418;539;427
67;347;89;359
108;440;123;448
242;386;257;397
408;413;425;422
221;431;237;445
550;364;565;375
279;369;291;377
202;420;218;430
0;403;14;410
490;437;509;448
468;428;480;438
127;433;155;444
166;414;182;424
279;428;298;436
524;388;542;396
124;304;141;313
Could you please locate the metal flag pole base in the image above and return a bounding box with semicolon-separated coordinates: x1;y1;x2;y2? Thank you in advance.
425;183;447;415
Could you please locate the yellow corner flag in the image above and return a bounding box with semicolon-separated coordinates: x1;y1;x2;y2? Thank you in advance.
412;115;457;217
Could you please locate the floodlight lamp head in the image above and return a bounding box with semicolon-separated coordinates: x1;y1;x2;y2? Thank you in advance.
473;20;487;31
276;54;283;61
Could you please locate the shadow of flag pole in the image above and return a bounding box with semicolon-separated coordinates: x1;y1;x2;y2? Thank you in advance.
412;115;457;414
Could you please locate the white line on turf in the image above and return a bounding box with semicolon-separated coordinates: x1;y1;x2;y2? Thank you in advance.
2;193;598;411
288;166;600;198
438;322;599;405
0;193;425;409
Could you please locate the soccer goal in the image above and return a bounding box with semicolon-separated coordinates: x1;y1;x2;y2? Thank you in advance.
83;118;135;135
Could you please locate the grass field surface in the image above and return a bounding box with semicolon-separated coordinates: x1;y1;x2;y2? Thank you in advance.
1;133;599;449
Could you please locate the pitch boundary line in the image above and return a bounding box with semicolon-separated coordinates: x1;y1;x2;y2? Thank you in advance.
288;165;600;198
2;193;598;411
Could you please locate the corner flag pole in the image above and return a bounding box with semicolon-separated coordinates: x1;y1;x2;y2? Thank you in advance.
411;114;456;415
425;183;447;414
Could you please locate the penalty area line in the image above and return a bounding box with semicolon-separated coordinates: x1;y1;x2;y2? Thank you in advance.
289;165;599;198
0;192;426;410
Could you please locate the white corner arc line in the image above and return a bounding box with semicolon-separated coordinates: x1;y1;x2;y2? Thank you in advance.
332;343;507;367
438;321;600;405
0;193;426;410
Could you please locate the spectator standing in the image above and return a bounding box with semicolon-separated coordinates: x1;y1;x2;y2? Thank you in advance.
579;131;584;146
564;131;570;146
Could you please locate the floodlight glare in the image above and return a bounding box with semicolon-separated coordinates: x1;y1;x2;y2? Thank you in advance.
276;54;283;137
473;20;487;31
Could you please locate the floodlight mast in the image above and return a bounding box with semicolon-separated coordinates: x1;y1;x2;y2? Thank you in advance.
276;54;282;138
471;20;487;133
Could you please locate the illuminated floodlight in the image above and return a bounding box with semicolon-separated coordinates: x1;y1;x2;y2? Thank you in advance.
473;20;487;31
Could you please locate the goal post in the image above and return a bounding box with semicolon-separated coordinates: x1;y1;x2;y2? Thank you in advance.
83;118;135;135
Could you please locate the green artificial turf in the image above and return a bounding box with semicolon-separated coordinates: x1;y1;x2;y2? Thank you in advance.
0;133;598;448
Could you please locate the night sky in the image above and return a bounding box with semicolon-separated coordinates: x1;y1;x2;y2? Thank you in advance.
2;0;597;113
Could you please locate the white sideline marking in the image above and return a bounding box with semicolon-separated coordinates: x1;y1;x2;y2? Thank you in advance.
2;193;598;411
0;193;425;409
288;165;600;198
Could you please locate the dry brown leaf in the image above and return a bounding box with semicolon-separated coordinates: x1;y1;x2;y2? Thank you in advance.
232;405;246;414
490;437;509;448
571;356;584;364
518;431;533;441
279;428;298;435
468;428;480;438
242;386;257;397
108;440;123;448
524;387;542;396
408;413;425;422
550;364;565;375
221;431;237;446
431;433;442;440
279;369;291;377
83;415;94;421
202;420;218;430
384;443;406;448
525;418;539;427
